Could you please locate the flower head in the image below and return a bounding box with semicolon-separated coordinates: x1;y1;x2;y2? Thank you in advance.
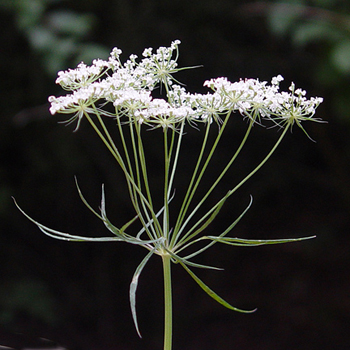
56;60;109;91
48;82;106;130
265;82;324;139
48;41;323;135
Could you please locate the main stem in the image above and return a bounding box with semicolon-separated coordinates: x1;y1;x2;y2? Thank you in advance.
162;253;173;350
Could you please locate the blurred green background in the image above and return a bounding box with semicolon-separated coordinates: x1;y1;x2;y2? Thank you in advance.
1;0;349;349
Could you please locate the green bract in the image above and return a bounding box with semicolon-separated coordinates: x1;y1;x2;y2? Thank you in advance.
15;40;323;350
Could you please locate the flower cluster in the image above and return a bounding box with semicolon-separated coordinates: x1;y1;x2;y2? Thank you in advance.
20;41;325;348
49;40;323;132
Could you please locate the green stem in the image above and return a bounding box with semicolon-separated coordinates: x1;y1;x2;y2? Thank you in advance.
176;124;290;253
83;111;160;239
174;117;253;245
227;124;290;196
163;129;170;239
167;121;185;200
162;253;173;350
171;121;211;245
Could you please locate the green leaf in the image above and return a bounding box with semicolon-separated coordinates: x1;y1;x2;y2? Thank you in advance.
75;177;103;220
177;192;229;249
167;250;222;271
178;260;256;313
130;247;157;337
98;185;162;245
100;183;137;237
187;194;227;238
179;196;252;261
202;235;316;246
13;198;123;242
77;180;154;244
13;197;162;245
211;195;253;240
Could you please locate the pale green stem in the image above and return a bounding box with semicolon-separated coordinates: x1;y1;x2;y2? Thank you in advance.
83;112;160;239
227;124;290;197
163;129;170;239
163;128;177;240
172;111;232;247
171;121;211;245
176;124;291;253
162;253;173;350
174;118;254;246
124;118;158;238
133;124;163;238
84;111;121;164
135;124;155;209
114;113;143;222
117;115;160;240
167;121;185;200
115;112;136;186
93;105;121;159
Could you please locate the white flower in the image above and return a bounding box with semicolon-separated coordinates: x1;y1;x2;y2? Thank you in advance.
271;75;284;85
137;41;182;87
48;84;104;130
56;61;109;91
264;82;324;138
142;48;153;57
48;40;323;135
113;88;153;120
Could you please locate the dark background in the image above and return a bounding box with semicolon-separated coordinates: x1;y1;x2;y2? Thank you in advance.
1;0;349;349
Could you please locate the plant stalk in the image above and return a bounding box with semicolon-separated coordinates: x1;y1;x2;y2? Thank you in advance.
162;253;173;350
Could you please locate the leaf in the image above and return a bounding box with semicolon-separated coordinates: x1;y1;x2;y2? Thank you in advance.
178;260;256;313
203;235;316;246
13;198;123;242
77;178;138;238
177;192;229;249
99;183;164;246
130;247;157;337
175;258;222;271
180;196;253;261
167;250;222;271
13;197;162;246
75;177;103;220
99;187;162;245
186;193;227;239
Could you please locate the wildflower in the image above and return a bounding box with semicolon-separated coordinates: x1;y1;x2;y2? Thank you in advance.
108;47;123;71
48;86;99;131
135;99;191;130
113;88;153;120
190;92;226;124
21;40;325;350
138;40;182;87
268;82;324;138
56;60;109;91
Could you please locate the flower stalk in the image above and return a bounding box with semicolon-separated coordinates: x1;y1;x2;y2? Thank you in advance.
162;253;173;350
15;40;324;350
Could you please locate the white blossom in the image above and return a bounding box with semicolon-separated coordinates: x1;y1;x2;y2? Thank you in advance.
48;41;323;132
